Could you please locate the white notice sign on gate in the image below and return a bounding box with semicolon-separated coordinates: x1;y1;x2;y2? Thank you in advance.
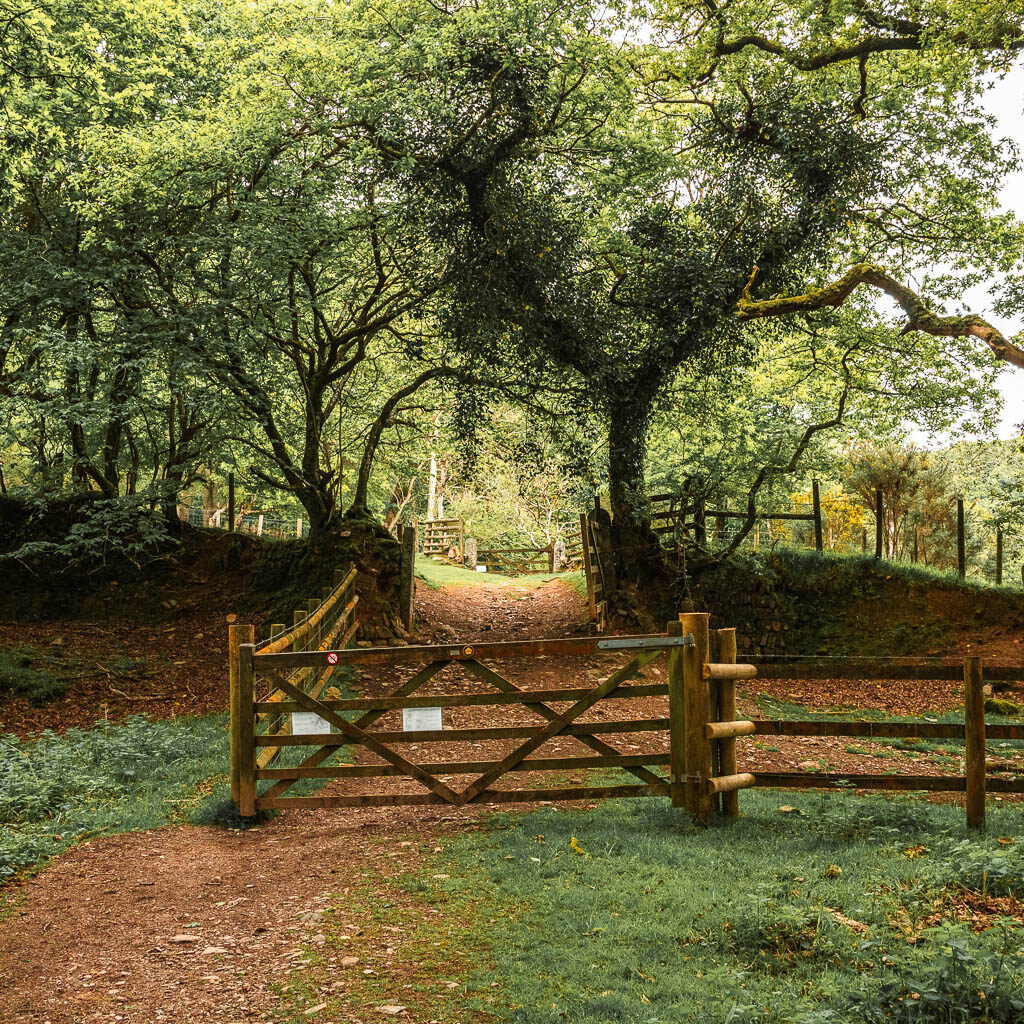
402;707;442;732
292;711;329;735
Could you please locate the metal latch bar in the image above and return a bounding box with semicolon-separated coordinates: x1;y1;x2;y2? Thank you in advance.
597;635;695;650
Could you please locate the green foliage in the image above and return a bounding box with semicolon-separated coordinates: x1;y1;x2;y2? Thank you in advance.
0;645;69;705
2;494;174;569
0;714;228;883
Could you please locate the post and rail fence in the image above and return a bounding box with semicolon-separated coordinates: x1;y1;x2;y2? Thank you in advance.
229;566;359;802
229;608;1023;828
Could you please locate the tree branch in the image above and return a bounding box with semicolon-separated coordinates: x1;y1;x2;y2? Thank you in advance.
735;263;1024;368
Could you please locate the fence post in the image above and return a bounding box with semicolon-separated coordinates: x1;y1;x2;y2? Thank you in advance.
399;524;417;631
238;642;257;816
694;497;707;548
228;623;252;804
228;472;235;533
580;513;597;621
257;513;264;537
812;480;823;552
680;611;713;824
875;489;883;559
957;498;966;579
667;621;687;809
965;656;985;829
296;516;303;538
717;627;740;818
996;527;1003;585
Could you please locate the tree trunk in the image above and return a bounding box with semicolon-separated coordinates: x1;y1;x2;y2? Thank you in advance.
606;400;659;584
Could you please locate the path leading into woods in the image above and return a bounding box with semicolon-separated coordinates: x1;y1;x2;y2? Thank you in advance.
0;575;587;1024
3;572;1018;1022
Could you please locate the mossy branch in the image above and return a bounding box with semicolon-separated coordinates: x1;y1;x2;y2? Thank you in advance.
735;263;1024;369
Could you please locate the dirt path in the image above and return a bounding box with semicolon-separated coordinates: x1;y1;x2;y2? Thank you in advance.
0;576;586;1024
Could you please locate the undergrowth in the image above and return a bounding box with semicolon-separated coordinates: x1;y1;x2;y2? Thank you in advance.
0;644;74;704
0;714;229;884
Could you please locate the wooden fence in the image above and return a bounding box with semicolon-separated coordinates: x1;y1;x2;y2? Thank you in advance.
229;610;1024;828
228;566;359;797
420;518;464;561
688;637;1024;827
649;485;824;551
477;545;555;574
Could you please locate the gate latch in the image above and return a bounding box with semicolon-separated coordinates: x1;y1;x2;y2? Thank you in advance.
597;635;695;650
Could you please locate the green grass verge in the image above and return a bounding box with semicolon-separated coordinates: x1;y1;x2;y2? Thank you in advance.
0;644;80;704
274;792;1024;1023
415;554;584;594
0;707;357;888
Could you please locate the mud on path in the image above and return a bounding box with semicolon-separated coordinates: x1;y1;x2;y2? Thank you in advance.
0;576;588;1024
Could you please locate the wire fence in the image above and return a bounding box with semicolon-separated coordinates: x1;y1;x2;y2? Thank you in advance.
178;505;310;540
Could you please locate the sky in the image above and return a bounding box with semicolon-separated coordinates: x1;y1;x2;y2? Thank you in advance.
965;64;1024;440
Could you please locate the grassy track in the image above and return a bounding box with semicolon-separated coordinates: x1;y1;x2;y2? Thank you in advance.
415;553;586;596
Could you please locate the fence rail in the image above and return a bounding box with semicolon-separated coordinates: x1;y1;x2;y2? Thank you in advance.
229;566;359;794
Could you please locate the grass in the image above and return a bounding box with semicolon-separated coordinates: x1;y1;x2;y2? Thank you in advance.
273;791;1024;1023
0;644;76;704
415;553;585;595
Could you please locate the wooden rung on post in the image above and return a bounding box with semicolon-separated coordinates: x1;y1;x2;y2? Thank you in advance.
706;720;757;740
704;662;757;680
706;773;756;796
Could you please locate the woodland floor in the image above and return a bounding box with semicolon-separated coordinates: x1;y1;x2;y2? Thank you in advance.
2;568;1024;1022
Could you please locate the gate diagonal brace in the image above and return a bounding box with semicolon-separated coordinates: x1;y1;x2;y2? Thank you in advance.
456;650;663;805
461;659;668;787
262;667;461;805
259;659;451;801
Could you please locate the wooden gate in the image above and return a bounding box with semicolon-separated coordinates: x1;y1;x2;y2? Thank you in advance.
228;617;759;816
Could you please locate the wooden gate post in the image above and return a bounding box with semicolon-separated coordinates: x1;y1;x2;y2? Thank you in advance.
238;641;257;816
399;524;417;631
875;489;883;559
717;627;740;818
667;621;687;809
680;611;713;824
229;622;254;805
957;498;966;579
965;656;985;829
812;481;823;552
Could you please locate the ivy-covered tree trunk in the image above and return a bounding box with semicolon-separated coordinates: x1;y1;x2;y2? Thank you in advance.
606;396;661;583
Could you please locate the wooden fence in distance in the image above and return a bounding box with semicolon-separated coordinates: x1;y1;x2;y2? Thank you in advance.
228;566;359;797
420;518;464;562
649;484;824;551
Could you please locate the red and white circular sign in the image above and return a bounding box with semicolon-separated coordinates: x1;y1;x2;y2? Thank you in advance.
326;652;339;665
